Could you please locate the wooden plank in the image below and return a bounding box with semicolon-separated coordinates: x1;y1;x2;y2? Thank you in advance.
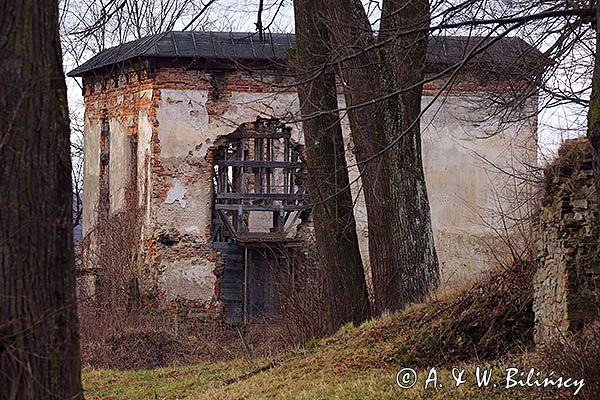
217;160;303;168
228;130;291;139
215;204;304;212
216;192;305;201
217;209;238;238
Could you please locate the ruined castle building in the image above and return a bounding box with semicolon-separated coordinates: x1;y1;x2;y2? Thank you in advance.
69;31;544;321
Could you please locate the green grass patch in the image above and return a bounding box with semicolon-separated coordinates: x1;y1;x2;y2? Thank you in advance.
84;362;540;400
84;261;538;399
84;359;268;400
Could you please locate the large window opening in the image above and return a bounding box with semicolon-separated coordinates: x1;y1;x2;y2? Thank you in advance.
210;117;307;323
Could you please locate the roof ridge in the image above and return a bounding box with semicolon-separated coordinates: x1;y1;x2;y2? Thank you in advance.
67;31;546;78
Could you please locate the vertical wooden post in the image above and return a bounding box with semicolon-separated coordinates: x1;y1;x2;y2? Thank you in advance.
243;246;249;324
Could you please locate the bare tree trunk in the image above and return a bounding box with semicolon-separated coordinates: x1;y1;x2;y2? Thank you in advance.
324;0;439;314
0;1;83;398
294;0;371;326
375;0;439;311
588;3;600;208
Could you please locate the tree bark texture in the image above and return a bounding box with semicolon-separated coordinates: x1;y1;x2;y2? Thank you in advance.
323;0;439;314
0;0;83;398
293;0;371;326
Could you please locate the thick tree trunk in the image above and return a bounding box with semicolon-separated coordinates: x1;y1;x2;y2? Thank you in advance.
588;4;600;208
375;0;439;311
323;0;439;313
0;1;83;399
293;0;371;326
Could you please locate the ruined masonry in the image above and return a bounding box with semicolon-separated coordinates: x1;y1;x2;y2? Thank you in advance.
69;31;543;322
534;138;600;344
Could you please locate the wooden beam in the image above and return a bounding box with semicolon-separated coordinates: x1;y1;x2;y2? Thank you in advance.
215;204;304;212
217;160;303;168
216;193;305;201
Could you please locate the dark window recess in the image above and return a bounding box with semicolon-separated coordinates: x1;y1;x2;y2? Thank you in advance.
211;117;307;323
99;116;111;217
157;232;179;247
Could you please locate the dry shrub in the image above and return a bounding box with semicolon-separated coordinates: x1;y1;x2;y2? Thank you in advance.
78;207;166;369
402;258;535;366
312;258;536;371
80;207;143;314
277;246;337;348
537;321;600;400
79;309;189;370
79;300;293;370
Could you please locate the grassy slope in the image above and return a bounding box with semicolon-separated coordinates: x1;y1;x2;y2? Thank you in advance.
84;320;536;400
85;262;538;399
84;315;536;399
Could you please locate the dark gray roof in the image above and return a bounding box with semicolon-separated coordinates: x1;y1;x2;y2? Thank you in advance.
67;31;546;77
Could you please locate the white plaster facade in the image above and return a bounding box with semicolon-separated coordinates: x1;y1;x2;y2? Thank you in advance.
81;67;538;311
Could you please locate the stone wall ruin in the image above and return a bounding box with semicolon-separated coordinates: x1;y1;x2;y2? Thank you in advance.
534;138;600;344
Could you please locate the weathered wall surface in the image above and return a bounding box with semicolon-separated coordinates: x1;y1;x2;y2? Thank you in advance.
82;74;154;221
81;72;155;305
533;138;600;344
341;82;538;290
82;66;539;314
82;116;101;238
421;92;537;288
145;69;301;315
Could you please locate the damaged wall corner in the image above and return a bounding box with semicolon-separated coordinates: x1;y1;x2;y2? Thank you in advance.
534;138;600;344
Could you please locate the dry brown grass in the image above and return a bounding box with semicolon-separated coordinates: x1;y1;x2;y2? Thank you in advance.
537;321;600;400
79;305;293;370
298;257;536;373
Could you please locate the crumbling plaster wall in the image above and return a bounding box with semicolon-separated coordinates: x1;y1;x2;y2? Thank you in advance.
107;117;130;214
147;69;302;314
82;115;101;238
81;72;155;297
83;66;539;313
82;75;155;219
148;68;538;307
